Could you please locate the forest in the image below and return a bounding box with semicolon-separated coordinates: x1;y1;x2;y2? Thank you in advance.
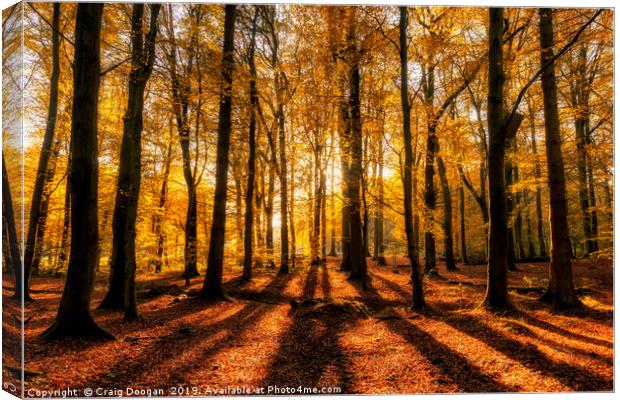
1;1;614;395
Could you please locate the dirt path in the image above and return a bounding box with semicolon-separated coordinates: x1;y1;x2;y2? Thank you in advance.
3;256;613;395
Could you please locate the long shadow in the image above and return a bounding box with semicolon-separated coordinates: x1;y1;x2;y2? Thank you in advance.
432;310;613;391
373;272;613;391
350;279;517;393
260;264;355;393
509;308;613;349
80;273;294;390
375;271;613;351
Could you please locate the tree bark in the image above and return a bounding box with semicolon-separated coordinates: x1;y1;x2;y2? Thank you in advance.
24;3;61;298
42;3;113;340
201;4;237;298
374;132;385;265
3;157;23;299
400;7;425;309
154;135;173;273
538;8;580;309
437;156;456;270
482;7;510;309
459;185;467;263
527;98;547;257
31;138;61;275
343;8;367;285
242;9;258;281
99;4;161;320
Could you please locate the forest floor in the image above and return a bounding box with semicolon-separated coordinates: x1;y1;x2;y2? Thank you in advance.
3;256;614;395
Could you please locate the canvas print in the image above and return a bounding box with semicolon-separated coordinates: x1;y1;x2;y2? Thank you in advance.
1;1;614;397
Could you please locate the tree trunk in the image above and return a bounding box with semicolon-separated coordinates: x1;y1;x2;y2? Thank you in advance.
242;10;258;281
99;4;161;320
42;3;113;340
437;156;456;270
328;135;337;257
154;135;173;273
31;138;61;275
311;147;322;264
527;98;548;257
344;8;367;285
400;7;425;309
423;67;438;275
505;161;517;271
57;157;71;268
201;4;236;298
374;134;385;265
276;78;289;274
482;7;510;310
538;8;580;309
265;162;275;256
24;3;61;298
459;185;467;263
3;157;23;299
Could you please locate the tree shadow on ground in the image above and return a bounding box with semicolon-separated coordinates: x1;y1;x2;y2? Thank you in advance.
260;264;355;393
350;276;518;393
369;271;612;391
434;310;613;391
76;272;295;389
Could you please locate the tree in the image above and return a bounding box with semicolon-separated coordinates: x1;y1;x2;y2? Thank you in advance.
537;8;580;309
437;156;456;270
341;7;367;284
482;7;510;309
242;7;259;281
42;3;113;340
163;5;201;281
201;4;237;299
99;3;161;319
2;156;22;300
399;6;425;309
23;2;61;299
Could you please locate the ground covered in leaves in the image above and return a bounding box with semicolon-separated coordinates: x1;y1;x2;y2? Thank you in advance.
2;257;614;395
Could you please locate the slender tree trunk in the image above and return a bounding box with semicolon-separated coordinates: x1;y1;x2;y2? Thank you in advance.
24;3;61;298
328;137;337;257
276;80;289;274
57;157;71;268
242;10;258;281
505;159;517;270
527;99;547;257
482;7;510;309
154;136;173;273
400;7;425;308
437;156;456;270
374;135;385;265
538;8;580;309
42;3;113;340
3;157;23;299
311;147;322;264
31;138;61;274
423;68;438;275
265;162;275;257
459;185;467;263
514;168;526;259
99;4;161;320
524;191;536;258
201;4;237;298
